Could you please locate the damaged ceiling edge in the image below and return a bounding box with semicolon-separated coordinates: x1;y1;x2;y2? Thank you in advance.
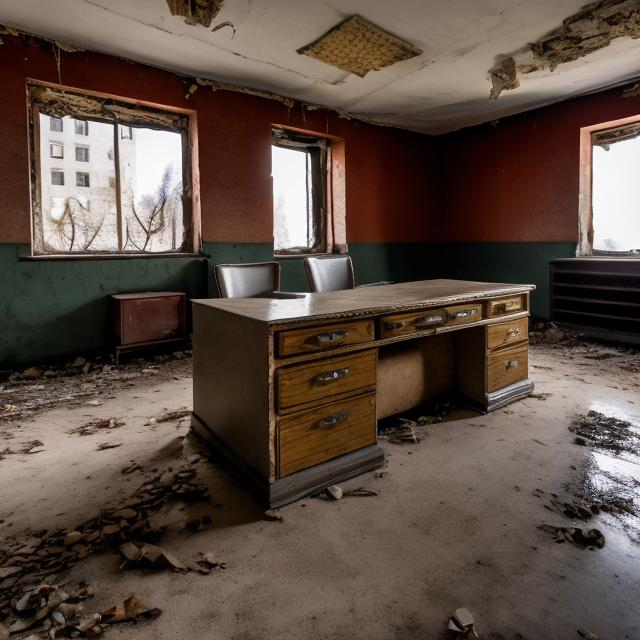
165;0;224;29
489;0;640;100
0;23;408;134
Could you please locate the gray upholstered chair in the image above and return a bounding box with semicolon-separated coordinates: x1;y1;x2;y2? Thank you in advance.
304;255;355;292
214;261;281;298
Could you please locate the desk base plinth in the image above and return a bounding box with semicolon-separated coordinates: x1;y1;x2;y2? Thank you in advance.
484;379;534;412
191;413;385;508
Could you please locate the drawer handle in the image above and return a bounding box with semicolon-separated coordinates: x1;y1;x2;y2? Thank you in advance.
506;359;519;369
507;327;521;337
314;367;349;385
414;314;444;328
449;308;477;320
494;300;520;313
314;331;348;344
384;321;405;330
315;410;349;429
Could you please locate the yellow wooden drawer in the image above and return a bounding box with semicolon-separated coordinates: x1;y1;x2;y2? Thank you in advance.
277;350;376;414
444;303;482;327
487;317;528;350
487;342;528;392
486;294;525;318
278;393;376;477
380;308;446;338
277;319;374;357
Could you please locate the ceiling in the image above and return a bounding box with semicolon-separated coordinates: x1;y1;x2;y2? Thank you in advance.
2;0;640;134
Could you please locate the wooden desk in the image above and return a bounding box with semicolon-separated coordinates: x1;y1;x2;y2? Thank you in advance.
191;279;535;507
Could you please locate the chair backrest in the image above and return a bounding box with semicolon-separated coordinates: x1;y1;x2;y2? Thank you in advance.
214;262;281;298
304;255;355;293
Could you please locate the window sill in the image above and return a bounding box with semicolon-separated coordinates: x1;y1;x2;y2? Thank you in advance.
20;252;203;262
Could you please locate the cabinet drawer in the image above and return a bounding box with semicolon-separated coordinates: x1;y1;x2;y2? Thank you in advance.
487;317;528;350
278;393;376;477
277;350;376;413
444;303;483;326
277;319;374;357
380;308;445;338
487;342;528;392
486;295;525;318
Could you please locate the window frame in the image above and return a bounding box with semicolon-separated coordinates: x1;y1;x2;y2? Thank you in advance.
578;113;640;257
75;145;89;162
49;143;64;159
271;127;330;256
28;81;201;258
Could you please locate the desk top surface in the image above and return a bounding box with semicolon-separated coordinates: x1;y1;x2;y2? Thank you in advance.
193;279;535;325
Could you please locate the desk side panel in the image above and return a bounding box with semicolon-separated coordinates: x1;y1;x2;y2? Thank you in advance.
192;304;272;480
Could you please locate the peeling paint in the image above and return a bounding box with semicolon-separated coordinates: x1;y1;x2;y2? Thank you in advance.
622;81;640;97
193;77;296;108
489;57;520;101
490;0;640;100
166;0;224;28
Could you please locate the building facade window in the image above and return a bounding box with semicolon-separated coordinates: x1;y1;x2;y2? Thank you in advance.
579;116;640;256
50;143;64;159
74;119;89;136
50;117;63;132
76;171;90;187
29;83;198;256
271;128;329;255
75;146;89;162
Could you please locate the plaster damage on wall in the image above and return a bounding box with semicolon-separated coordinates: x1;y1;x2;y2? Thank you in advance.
490;0;640;100
165;0;224;28
622;81;640;97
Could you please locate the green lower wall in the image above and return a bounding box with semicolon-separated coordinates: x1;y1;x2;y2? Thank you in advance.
0;244;208;367
1;241;575;366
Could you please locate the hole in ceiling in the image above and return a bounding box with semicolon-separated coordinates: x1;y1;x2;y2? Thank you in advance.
297;15;422;78
166;0;224;28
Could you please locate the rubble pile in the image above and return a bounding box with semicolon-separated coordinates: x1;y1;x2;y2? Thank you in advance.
569;410;640;455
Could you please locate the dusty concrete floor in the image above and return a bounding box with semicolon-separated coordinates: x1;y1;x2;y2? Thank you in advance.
1;341;639;640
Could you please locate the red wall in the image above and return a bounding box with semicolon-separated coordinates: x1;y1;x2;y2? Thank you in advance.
0;35;440;246
439;86;640;243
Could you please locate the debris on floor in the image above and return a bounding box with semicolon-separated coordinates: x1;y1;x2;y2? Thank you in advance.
71;417;125;436
0;464;211;627
325;485;343;500
145;407;191;426
545;496;635;521
569;411;639;455
448;607;480;639
263;509;283;522
0;351;192;426
342;488;378;498
537;525;605;549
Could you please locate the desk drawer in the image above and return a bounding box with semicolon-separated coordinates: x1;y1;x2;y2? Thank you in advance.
486;295;525;318
381;308;445;338
444;303;483;327
277;350;376;413
278;393;376;477
277;319;374;357
487;342;528;392
487;317;528;350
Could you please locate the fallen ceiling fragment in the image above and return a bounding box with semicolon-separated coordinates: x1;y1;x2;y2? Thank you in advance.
165;0;224;28
298;15;422;78
490;0;640;100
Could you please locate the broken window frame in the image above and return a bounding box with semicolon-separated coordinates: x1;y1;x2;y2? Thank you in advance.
578;115;640;257
28;82;200;257
271;127;330;256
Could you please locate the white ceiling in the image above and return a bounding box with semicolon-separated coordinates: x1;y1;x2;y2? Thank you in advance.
2;0;640;134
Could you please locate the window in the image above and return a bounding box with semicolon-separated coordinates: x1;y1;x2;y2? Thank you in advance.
50;117;63;132
29;84;197;255
271;128;329;254
75;146;89;162
75;119;89;135
76;171;90;187
579;116;640;255
50;143;64;159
